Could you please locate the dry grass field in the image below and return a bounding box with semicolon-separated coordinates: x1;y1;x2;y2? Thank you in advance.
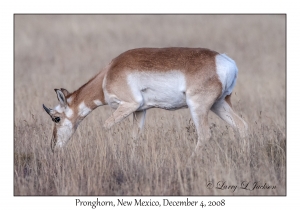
14;15;286;195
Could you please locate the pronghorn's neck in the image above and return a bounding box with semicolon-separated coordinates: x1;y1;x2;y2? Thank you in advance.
68;67;108;120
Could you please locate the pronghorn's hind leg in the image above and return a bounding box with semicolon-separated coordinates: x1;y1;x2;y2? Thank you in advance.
104;102;140;129
211;94;248;138
132;110;146;140
186;88;220;156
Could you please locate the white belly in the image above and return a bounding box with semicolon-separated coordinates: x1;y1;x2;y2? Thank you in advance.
127;70;187;111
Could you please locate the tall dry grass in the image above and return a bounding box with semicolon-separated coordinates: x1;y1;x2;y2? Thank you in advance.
14;15;286;195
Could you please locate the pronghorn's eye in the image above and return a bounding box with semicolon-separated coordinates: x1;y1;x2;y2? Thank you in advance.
53;117;60;123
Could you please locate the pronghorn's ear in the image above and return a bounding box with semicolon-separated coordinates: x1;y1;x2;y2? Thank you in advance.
60;88;70;97
54;89;67;107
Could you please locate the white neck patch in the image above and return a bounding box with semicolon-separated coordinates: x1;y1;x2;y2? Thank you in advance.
78;101;91;117
93;99;102;106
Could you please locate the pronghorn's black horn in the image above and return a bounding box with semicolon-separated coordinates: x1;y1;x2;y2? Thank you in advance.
43;104;51;115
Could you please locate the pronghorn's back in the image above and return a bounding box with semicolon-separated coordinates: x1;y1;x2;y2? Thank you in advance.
106;48;219;79
110;47;218;69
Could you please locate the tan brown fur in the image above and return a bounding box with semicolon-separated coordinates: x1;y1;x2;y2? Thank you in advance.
104;48;222;107
64;66;110;122
109;47;218;72
66;48;221;109
69;71;106;108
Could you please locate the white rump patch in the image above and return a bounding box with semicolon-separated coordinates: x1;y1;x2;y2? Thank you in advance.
215;54;238;100
78;101;91;117
93;99;102;106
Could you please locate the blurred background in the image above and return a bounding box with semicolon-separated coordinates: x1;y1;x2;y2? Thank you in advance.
14;15;286;195
14;15;285;124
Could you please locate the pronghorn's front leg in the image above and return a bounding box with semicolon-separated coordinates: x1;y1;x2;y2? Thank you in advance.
104;102;140;129
132;110;146;139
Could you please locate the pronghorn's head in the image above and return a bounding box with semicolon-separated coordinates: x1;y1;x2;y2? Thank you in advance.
43;88;76;151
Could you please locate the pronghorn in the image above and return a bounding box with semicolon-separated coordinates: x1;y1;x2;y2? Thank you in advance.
43;47;247;152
